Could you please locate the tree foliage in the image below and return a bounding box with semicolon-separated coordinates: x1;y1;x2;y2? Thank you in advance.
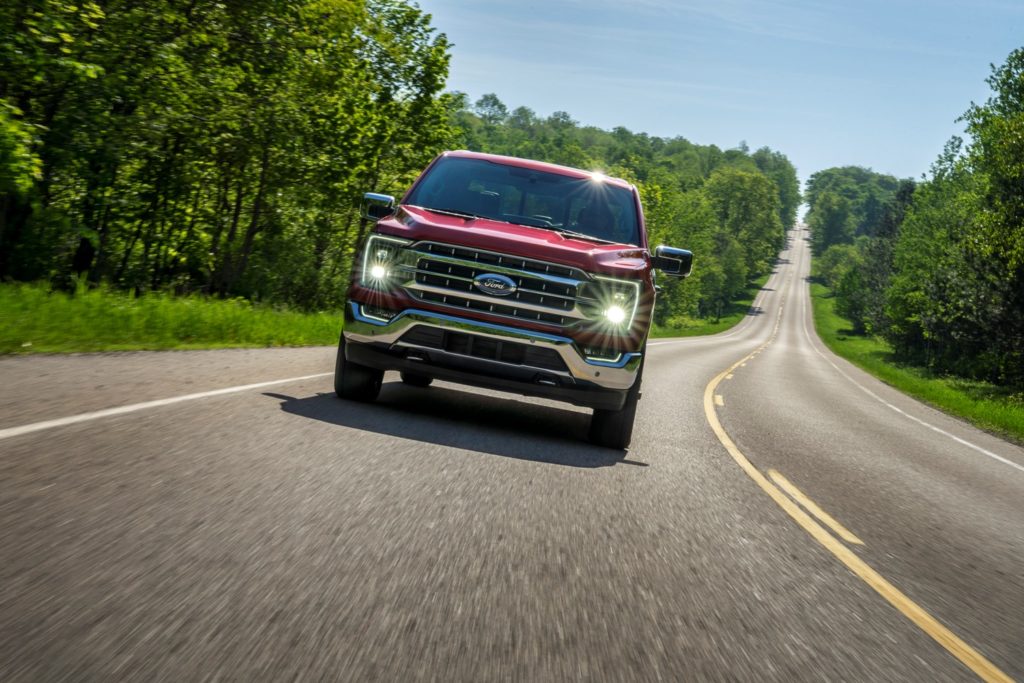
805;166;899;254
0;0;452;308
811;48;1024;388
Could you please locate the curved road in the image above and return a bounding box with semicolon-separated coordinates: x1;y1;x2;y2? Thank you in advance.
2;227;1022;681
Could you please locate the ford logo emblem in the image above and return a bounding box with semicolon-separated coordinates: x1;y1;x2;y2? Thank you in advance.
473;273;517;296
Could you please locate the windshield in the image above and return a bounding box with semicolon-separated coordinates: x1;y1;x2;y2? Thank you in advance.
404;156;641;246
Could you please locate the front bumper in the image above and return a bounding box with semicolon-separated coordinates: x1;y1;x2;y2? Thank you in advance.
343;302;642;410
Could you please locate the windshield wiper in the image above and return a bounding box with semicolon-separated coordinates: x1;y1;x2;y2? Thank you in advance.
552;228;620;245
418;206;481;220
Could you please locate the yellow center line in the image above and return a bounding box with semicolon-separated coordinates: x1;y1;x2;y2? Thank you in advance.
768;469;864;546
704;324;1012;683
714;395;725;407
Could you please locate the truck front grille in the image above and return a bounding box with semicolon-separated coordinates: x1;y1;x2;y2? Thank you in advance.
403;242;587;327
415;290;570;326
418;243;577;278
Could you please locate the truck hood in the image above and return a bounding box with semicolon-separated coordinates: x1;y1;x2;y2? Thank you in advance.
378;206;649;277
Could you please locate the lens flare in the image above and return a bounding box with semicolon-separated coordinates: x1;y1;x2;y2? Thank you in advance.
604;305;627;324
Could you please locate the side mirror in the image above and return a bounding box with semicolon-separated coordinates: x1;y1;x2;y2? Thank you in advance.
651;245;693;278
361;192;396;221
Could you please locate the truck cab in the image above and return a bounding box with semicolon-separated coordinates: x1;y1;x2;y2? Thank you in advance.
336;151;692;449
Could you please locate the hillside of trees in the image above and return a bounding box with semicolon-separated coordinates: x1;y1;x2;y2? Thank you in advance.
1;0;798;328
809;48;1024;389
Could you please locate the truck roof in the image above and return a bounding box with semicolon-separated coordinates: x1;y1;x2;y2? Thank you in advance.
443;150;634;190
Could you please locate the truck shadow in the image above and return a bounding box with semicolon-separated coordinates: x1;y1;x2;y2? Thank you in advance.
264;382;639;468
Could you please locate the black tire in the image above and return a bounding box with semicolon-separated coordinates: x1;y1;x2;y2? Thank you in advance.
334;334;383;402
588;353;644;449
400;371;433;387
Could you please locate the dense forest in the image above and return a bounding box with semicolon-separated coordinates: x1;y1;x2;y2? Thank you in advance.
808;48;1024;389
1;0;797;326
1;0;455;310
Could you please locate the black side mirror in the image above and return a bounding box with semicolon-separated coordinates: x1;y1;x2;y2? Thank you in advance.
361;192;396;221
651;245;693;278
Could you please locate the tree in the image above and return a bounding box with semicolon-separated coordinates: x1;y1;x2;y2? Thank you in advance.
752;147;801;228
703;167;784;275
0;0;455;308
474;93;508;125
808;191;855;254
879;50;1024;386
804;166;899;240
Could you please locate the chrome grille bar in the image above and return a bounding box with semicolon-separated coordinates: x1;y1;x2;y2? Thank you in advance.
401;241;592;326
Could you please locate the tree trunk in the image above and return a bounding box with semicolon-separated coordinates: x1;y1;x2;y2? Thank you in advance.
213;169;247;295
225;144;270;294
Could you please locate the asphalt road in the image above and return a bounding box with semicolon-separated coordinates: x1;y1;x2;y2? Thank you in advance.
2;227;1022;681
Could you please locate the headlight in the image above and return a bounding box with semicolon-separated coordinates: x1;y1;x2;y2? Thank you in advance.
604;304;627;324
360;234;411;288
588;276;641;330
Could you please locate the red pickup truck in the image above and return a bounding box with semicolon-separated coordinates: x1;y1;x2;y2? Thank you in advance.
336;151;692;448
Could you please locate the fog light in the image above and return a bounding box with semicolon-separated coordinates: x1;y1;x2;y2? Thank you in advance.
584;345;623;363
604;305;627;324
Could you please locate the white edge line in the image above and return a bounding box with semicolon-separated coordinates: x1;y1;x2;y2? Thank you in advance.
799;268;1024;475
0;373;333;441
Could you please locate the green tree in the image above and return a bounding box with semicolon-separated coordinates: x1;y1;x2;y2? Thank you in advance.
0;0;455;308
703;167;784;275
752;147;801;228
474;93;509;125
808;191;855;254
885;49;1024;386
805;166;899;241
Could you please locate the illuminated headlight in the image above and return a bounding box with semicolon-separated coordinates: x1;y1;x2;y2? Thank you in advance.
360;234;412;288
588;277;641;330
604;305;627;324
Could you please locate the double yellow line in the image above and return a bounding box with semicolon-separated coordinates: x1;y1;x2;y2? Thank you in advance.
704;340;1013;682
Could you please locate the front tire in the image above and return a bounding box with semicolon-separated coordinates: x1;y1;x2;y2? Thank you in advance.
334;334;383;402
588;355;644;449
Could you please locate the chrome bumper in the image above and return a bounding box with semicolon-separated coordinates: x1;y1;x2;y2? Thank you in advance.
344;302;642;391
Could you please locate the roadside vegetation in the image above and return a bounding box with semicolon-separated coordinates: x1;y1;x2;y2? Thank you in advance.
810;281;1024;444
1;0;797;354
804;48;1024;442
0;282;338;353
650;275;769;339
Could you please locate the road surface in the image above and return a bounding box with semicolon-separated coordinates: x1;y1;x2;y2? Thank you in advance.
2;227;1022;681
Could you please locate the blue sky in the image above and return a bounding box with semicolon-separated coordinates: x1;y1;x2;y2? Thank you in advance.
415;0;1023;188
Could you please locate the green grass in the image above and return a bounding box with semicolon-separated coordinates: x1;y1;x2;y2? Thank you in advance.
0;282;340;354
650;275;770;338
810;282;1024;444
2;274;769;355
